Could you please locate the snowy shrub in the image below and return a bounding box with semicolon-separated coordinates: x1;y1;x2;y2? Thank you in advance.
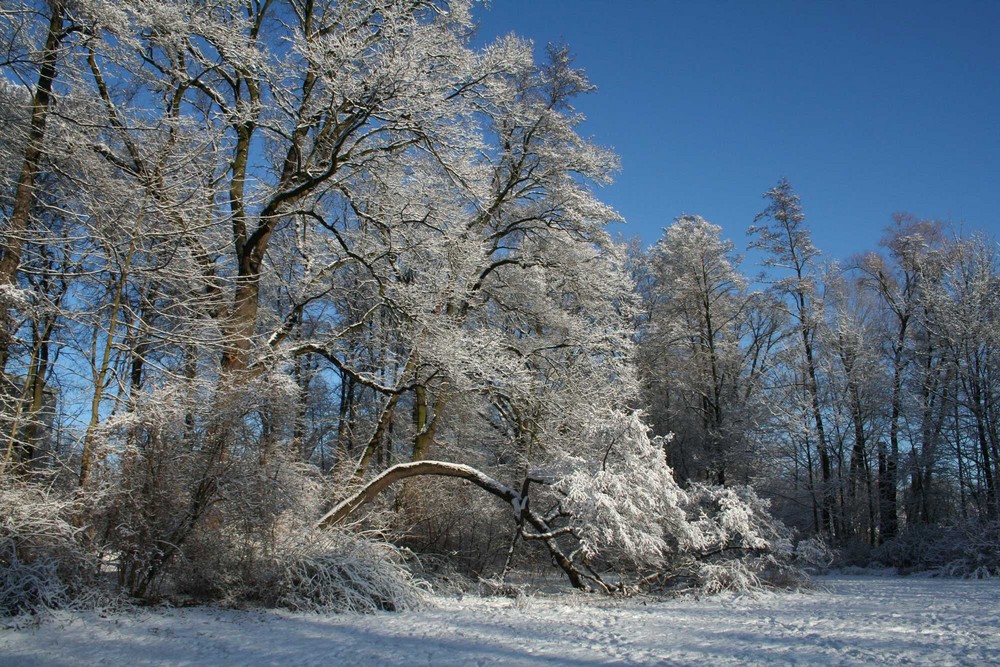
113;443;430;613
558;413;692;571
155;431;427;613
682;483;793;557
409;555;479;596
0;539;69;619
103;370;312;599
870;524;938;572
168;451;328;601
836;537;875;568
0;480;103;619
272;529;428;613
476;573;531;599
642;483;811;595
944;521;1000;578
793;536;834;572
104;392;204;598
695;559;764;595
695;551;811;595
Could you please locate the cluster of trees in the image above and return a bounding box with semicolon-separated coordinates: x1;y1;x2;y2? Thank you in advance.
1;0;996;608
636;183;1000;549
1;0;691;601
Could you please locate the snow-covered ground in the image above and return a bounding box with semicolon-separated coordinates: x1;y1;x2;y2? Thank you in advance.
3;575;999;666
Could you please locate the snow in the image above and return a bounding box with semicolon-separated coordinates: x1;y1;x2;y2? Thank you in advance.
3;576;999;666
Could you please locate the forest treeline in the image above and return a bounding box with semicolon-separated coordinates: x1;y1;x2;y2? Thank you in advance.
1;0;997;614
636;195;998;547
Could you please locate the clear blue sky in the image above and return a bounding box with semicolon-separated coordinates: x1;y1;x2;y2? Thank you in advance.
472;0;1000;261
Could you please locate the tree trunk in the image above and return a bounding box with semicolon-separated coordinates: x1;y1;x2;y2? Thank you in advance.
801;324;834;537
351;393;400;480
883;344;904;540
877;439;894;544
0;1;65;372
413;387;445;462
972;398;997;519
21;317;55;470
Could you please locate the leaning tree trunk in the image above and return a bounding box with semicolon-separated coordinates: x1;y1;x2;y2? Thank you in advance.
317;460;594;591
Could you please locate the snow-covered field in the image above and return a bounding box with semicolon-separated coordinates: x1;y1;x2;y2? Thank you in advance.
3;576;999;666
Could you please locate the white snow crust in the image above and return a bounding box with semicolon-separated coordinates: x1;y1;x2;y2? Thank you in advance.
2;576;998;666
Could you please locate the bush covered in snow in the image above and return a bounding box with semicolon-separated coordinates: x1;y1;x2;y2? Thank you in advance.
645;483;816;595
558;417;691;572
163;458;426;612
0;539;69;619
272;529;427;612
0;480;104;620
98;377;426;612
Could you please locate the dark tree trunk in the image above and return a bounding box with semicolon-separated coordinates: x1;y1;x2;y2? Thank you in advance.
0;1;65;373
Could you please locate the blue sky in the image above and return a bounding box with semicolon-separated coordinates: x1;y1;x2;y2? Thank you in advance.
472;0;1000;262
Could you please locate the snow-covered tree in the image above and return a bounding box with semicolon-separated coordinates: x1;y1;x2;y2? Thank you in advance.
640;215;774;485
750;179;835;536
